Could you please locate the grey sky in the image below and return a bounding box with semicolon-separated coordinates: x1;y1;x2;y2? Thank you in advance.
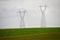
0;0;60;29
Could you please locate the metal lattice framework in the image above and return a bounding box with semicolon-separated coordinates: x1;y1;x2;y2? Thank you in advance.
39;5;47;27
18;8;26;28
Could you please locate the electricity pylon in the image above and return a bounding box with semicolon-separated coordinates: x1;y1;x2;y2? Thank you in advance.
39;5;47;27
18;8;26;28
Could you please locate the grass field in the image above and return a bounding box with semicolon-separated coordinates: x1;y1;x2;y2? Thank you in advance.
0;28;60;40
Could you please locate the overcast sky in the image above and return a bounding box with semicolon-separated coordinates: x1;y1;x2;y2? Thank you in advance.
0;0;60;29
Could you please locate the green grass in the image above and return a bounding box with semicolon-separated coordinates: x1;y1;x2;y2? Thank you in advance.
0;28;60;37
0;28;60;40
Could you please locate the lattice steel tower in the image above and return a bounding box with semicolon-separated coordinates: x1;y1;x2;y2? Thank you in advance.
18;8;26;28
39;5;47;27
